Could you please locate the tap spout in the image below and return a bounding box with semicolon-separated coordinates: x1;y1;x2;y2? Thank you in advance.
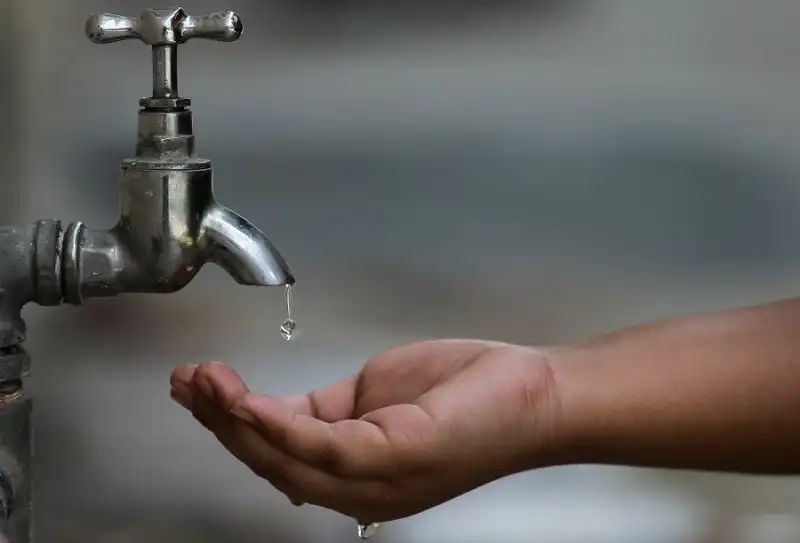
200;204;295;287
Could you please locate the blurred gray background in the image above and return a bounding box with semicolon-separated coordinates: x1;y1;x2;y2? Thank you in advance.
5;0;800;541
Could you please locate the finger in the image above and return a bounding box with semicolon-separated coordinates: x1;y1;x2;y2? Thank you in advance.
170;366;333;506
171;361;247;412
279;374;359;422
184;369;287;479
184;365;346;498
187;377;220;431
170;364;199;409
170;385;192;410
193;362;249;410
171;364;199;388
188;363;243;430
218;418;361;511
232;393;393;478
353;340;497;415
182;364;358;422
191;396;376;515
179;370;382;514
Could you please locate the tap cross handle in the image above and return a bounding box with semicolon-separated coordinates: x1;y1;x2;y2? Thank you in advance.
85;8;242;100
85;8;242;46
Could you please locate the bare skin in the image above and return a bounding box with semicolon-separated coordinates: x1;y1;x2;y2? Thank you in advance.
170;297;800;524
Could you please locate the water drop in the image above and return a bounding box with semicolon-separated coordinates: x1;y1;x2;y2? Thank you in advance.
280;284;297;341
357;523;380;539
280;318;296;341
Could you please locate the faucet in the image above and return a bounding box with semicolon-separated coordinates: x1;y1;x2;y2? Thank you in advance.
0;8;294;542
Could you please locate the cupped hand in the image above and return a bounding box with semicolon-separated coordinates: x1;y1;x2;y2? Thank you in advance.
169;339;561;523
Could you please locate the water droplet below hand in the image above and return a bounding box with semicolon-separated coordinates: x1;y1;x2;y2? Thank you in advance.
357;523;380;539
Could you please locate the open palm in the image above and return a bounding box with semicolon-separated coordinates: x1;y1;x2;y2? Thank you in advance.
170;339;558;523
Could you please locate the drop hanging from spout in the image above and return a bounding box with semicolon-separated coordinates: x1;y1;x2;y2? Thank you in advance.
280;284;297;341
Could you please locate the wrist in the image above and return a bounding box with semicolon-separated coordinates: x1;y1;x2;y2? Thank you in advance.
509;345;590;471
483;343;604;475
534;345;601;469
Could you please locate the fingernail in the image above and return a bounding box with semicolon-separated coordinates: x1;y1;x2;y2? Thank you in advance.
170;385;191;409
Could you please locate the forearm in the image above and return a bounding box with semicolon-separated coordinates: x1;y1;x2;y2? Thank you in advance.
550;297;800;474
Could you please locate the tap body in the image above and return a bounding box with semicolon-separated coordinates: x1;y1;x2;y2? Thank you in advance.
63;100;294;304
0;9;295;542
0;78;294;322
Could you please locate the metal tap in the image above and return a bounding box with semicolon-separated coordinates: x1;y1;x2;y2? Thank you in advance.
0;8;294;542
76;8;295;301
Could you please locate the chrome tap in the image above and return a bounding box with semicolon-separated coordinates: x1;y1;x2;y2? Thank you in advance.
0;8;294;542
73;8;295;302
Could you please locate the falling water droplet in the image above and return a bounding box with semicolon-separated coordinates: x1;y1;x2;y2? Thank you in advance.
357;523;380;539
280;284;297;341
280;318;296;341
